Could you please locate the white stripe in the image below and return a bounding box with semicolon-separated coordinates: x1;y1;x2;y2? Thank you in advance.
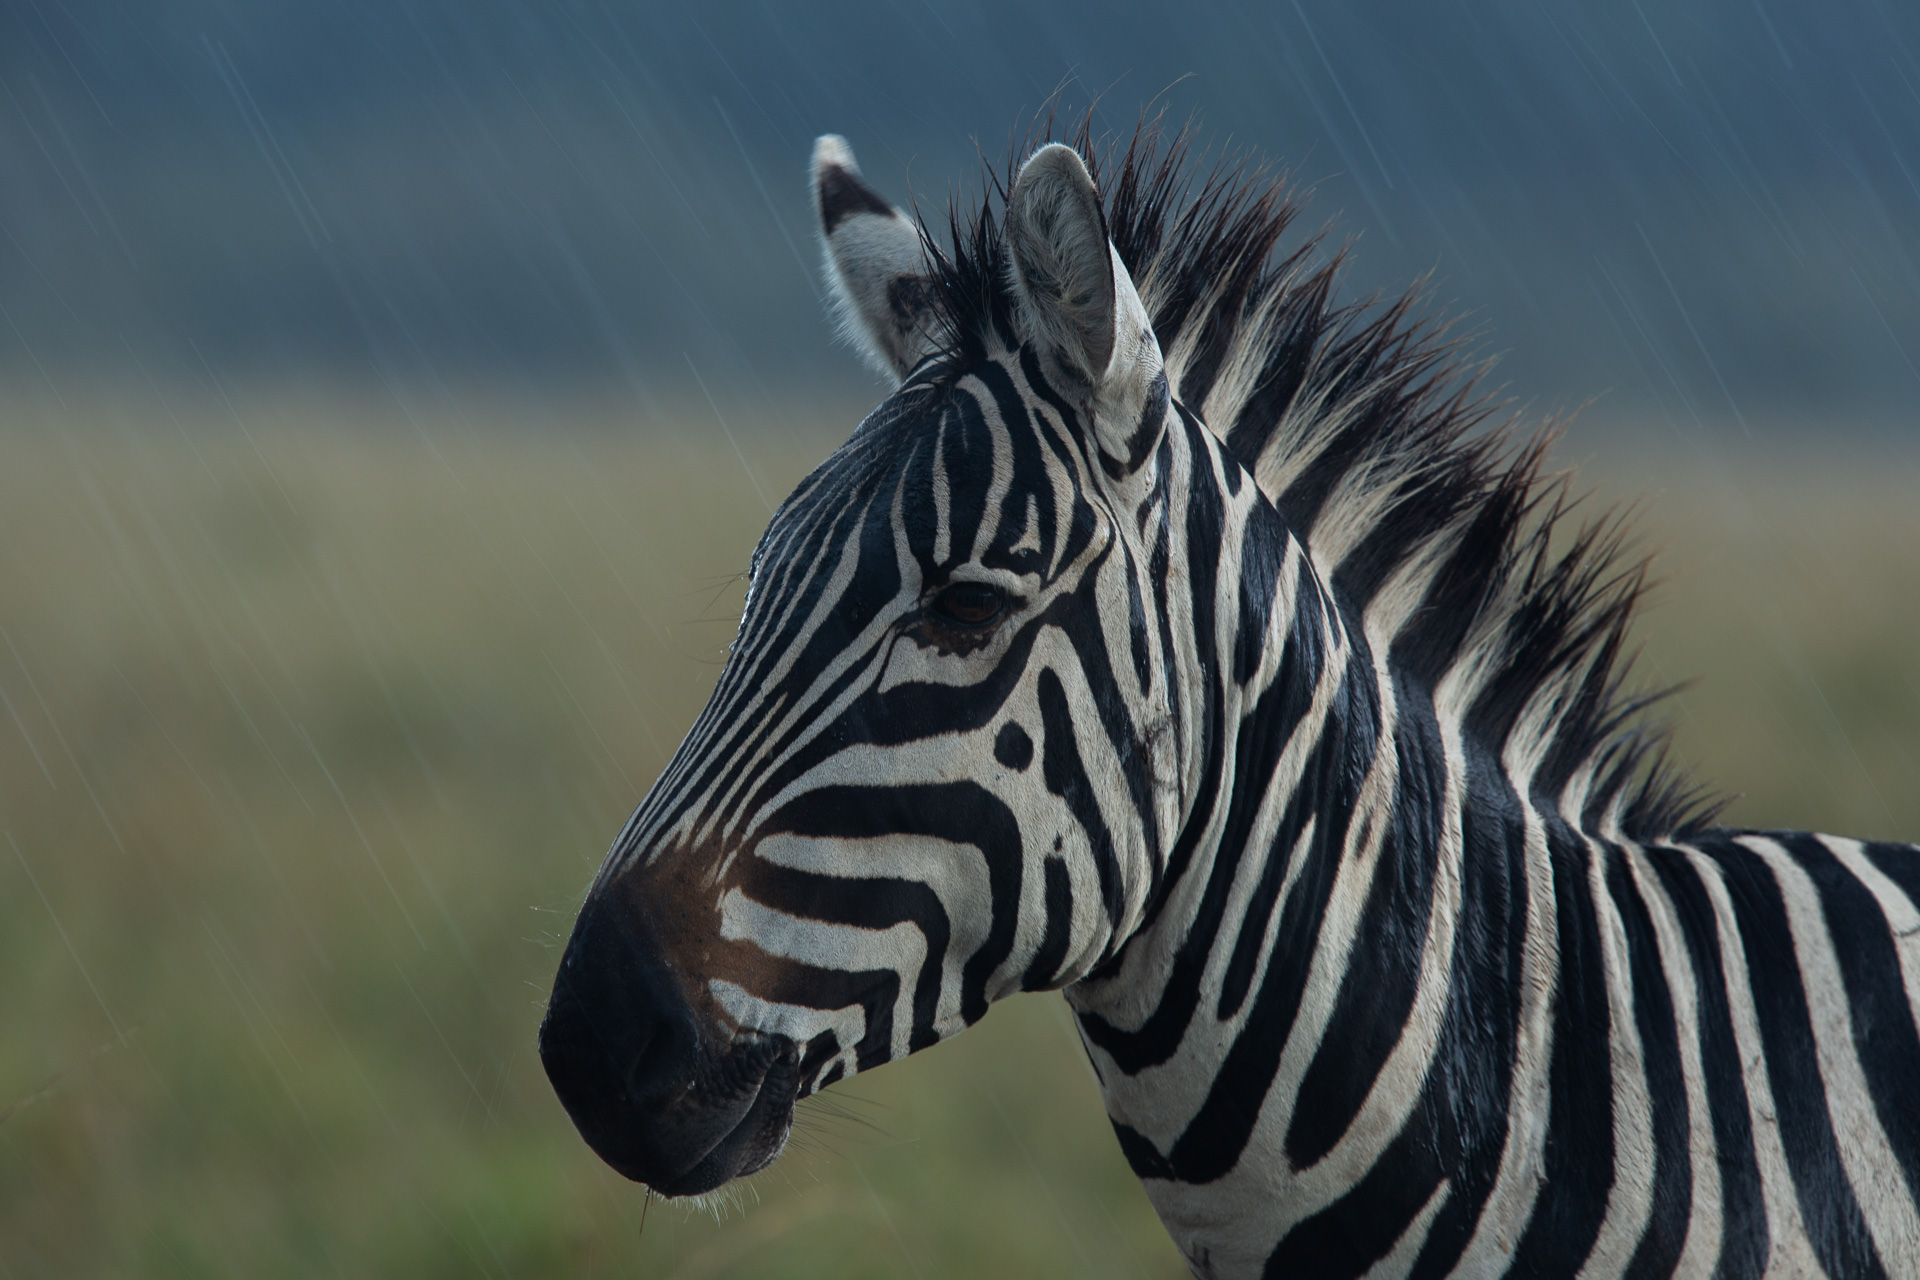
718;890;924;1061
1574;832;1656;1280
1682;844;1828;1279
709;977;865;1081
931;424;951;564
1623;843;1724;1278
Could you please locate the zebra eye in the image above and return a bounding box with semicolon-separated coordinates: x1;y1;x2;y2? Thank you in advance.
931;582;1005;628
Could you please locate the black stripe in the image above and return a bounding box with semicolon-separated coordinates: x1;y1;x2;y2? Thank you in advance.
799;1030;842;1094
1134;412;1228;929
1861;841;1920;924
1022;856;1074;991
1263;1135;1446;1279
1285;669;1442;1169
1406;739;1530;1278
1233;498;1286;686
1100;370;1168;480
1123;561;1154;698
1705;835;1887;1280
1038;667;1125;930
817;162;894;234
728;950;898;1074
1637;843;1769;1279
1110;1118;1174;1181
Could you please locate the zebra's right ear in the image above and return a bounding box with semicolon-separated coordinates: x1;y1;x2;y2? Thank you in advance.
812;136;942;382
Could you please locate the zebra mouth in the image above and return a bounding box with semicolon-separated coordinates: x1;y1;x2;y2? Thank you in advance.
544;1000;802;1198
635;1040;801;1197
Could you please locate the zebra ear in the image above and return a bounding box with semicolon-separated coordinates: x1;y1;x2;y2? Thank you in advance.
1005;143;1167;477
812;135;942;381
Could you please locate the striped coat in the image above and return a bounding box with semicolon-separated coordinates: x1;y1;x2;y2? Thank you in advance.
539;123;1920;1278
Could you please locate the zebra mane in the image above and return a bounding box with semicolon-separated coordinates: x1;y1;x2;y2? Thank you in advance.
919;117;1719;840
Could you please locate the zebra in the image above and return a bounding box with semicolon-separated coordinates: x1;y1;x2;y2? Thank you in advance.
538;122;1920;1278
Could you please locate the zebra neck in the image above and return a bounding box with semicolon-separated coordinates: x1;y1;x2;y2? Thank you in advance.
1069;493;1399;1049
1068;505;1522;1197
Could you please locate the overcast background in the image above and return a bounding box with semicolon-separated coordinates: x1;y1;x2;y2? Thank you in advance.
1;5;1917;1274
0;0;1915;436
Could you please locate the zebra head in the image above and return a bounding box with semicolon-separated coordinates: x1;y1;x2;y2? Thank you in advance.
539;138;1195;1196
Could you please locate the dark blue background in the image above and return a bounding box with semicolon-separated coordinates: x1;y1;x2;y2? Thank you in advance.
2;0;1915;429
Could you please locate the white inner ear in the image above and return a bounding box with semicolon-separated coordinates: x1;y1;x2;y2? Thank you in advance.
1005;145;1167;477
822;211;928;379
1004;144;1117;382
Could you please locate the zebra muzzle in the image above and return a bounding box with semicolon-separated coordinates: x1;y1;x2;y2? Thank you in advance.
539;894;800;1196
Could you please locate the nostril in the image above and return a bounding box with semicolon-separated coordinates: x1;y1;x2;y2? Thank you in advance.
624;1009;697;1109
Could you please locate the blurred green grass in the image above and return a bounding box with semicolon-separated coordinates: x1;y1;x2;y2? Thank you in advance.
0;391;1914;1278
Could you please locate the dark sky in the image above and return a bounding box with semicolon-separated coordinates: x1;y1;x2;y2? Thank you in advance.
2;0;1916;428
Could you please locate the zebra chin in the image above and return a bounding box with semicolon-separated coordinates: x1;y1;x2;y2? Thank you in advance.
538;894;802;1197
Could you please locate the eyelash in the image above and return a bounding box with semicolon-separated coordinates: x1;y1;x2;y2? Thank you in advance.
928;582;1006;629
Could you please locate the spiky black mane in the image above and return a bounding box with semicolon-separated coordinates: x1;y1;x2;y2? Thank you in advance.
917;117;1716;840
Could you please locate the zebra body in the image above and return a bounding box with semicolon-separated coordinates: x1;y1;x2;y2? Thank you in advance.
538;125;1920;1277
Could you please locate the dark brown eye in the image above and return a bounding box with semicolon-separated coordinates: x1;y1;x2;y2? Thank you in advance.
931;582;1005;628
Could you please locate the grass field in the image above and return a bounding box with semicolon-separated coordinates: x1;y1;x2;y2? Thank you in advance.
0;388;1915;1278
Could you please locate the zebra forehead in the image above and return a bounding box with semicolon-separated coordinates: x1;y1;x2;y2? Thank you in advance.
755;369;1096;587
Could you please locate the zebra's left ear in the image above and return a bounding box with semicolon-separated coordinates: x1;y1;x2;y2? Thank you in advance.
1005;143;1168;480
813;136;944;382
